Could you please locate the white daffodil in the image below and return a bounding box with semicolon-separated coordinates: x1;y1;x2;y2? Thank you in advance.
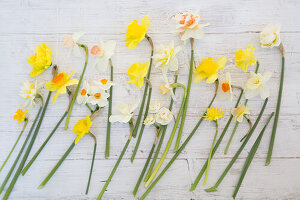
91;40;116;72
231;104;251;123
244;71;272;99
88;85;110;107
152;41;181;76
159;76;176;100
63;32;85;57
217;72;233;101
143;114;156;126
109;100;140;123
174;11;208;41
19;80;41;108
155;107;173;125
77;80;91;105
260;24;281;48
93;78;114;91
148;100;163;114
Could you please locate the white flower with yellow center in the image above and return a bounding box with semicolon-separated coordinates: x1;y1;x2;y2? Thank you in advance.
77;80;91;105
155;107;173;125
244;71;272;99
217;72;233;101
91;40;116;72
260;24;281;48
144;114;156;126
88;85;110;107
231;104;251;123
63;32;85;57
148;100;163;113
109;100;140;123
159;76;176;100
19;80;40;108
93;78;114;91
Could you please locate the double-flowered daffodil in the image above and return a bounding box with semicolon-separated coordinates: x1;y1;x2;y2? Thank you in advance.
63;32;85;57
231;104;251;123
73;115;92;144
91;40;116;72
235;45;257;72
13;109;28;124
125;15;149;49
27;43;52;77
193;56;227;84
144;101;173;126
19;80;41;108
244;71;272;99
109;100;140;123
155;107;173;125
260;24;281;48
217;72;233;101
126;62;150;89
204;107;224;122
45;71;79;103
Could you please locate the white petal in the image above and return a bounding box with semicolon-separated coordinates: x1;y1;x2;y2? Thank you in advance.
260;85;270;99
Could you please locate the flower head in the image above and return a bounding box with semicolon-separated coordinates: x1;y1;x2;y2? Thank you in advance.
193;56;227;84
94;78;114;91
155;107;173;125
260;24;281;48
235;45;257;72
144;114;156;126
77;80;91;105
125;15;149;49
73;115;92;144
217;72;233;101
231;104;251;123
91;40;116;72
88;85;110;107
27;43;52;77
126;62;150;89
149;100;163;113
109;100;140;123
244;71;272;99
13;109;28;124
45;71;79;103
159;76;176;100
204;107;224;122
63;32;85;57
19;80;41;108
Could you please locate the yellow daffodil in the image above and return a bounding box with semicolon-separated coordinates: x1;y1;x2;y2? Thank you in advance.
27;43;52;77
125;15;149;49
231;104;251;123
73;115;92;144
193;56;227;84
13;109;28;124
204;107;224;122
45;71;79;103
235;45;257;72
260;24;281;48
126;62;150;89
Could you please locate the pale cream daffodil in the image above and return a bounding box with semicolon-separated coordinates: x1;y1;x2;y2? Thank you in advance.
109;100;140;123
217;72;233;101
155;107;173;125
231;104;251;123
19;80;41;108
159;76;176;100
260;24;281;48
143;114;156;126
244;71;272;99
63;32;85;57
91;40;116;72
148;100;163;114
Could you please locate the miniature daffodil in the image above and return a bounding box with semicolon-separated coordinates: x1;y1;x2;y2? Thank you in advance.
13;109;28;124
19;80;41;108
125;15;149;49
231;104;251;123
126;62;150;89
63;32;85;57
235;45;257;72
73;115;92;144
91;40;116;72
144;114;156;126
217;72;233;101
155;107;173;125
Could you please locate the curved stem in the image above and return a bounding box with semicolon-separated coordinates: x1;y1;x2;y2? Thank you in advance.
239;115;253;142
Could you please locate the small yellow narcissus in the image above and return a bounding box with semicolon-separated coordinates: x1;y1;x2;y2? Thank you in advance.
204;107;224;122
235;45;257;72
13;109;28;124
126;62;150;89
231;104;251;123
73;115;93;144
125;15;149;49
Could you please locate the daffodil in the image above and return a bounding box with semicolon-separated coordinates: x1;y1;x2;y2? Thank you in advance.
244;71;272;99
125;15;149;49
143;114;156;126
91;40;116;72
19;80;41;108
77;80;91;105
159;76;176;100
63;32;85;57
13;109;28;124
235;45;257;72
217;72;233;101
73;115;93;144
148;100;163;113
94;78;114;91
109;100;140;123
204;107;224;122
155;107;173;125
45;71;79;103
88;85;110;107
260;24;281;48
231;104;251;123
27;43;52;77
126;62;150;89
193;56;227;84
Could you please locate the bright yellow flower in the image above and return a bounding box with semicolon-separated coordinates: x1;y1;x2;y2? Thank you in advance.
13;109;28;124
27;43;52;77
73;115;92;144
235;45;257;72
125;15;149;49
126;62;150;89
45;71;79;103
204;107;224;122
193;56;227;84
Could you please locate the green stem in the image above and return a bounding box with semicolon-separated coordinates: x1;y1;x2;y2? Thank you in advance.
65;43;89;130
86;142;97;194
0;119;28;173
21;111;68;176
0;107;42;194
189;88;243;191
233;112;274;199
3;91;52;200
266;56;284;166
105;59;114;158
203;121;218;185
224;122;239;155
38;141;75;189
205;98;268;193
85;104;93;113
139;93;217;200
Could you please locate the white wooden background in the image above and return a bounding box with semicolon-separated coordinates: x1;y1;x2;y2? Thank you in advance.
0;0;300;199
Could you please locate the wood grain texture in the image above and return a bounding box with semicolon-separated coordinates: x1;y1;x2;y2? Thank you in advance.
0;0;299;199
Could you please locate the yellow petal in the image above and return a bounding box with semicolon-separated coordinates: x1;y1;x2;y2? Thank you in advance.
215;56;227;70
66;79;79;86
45;81;58;91
206;73;218;84
141;15;149;29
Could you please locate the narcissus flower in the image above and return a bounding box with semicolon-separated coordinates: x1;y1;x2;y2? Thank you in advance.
109;100;140;123
204;107;224;122
126;62;150;89
155;107;173;125
27;43;52;77
148;100;163;113
19;80;41;108
235;45;257;72
144;114;156;126
159;76;176;100
63;32;85;57
244;71;272;99
260;24;281;48
125;15;149;49
77;80;91;105
13;109;28;124
88;85;110;107
193;56;227;84
231;104;251;123
91;40;116;72
45;71;79;103
217;72;233;101
73;115;92;144
94;78;114;91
